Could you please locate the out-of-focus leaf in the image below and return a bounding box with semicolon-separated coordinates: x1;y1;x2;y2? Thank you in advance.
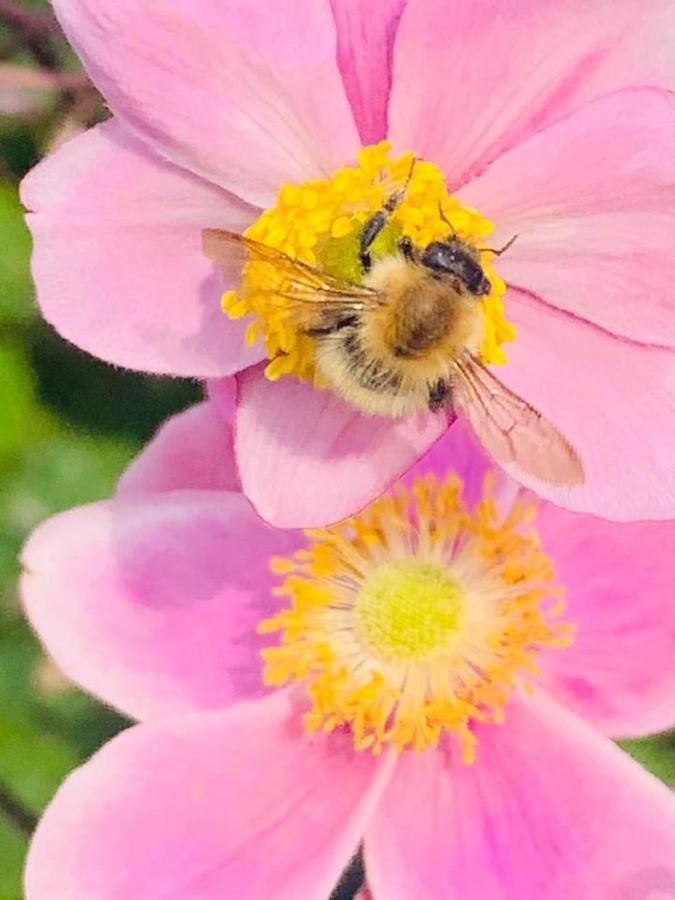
0;714;76;812
621;734;675;786
0;341;45;454
0;181;33;321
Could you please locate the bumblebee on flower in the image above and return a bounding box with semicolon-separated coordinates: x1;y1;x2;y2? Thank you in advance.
22;0;675;527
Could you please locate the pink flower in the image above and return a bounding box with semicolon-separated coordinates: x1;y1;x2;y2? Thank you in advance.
21;0;675;527
21;391;675;898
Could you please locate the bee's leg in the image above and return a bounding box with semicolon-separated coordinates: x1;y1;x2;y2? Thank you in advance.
305;314;359;337
359;186;409;272
398;236;416;261
428;378;452;413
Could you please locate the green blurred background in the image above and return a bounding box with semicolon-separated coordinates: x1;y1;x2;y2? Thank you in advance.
0;3;673;899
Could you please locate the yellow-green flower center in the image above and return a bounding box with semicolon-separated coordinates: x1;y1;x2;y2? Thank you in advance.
355;560;464;661
260;474;573;761
222;142;516;384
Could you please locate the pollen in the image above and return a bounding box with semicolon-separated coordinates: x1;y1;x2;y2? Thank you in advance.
259;473;573;762
222;141;516;383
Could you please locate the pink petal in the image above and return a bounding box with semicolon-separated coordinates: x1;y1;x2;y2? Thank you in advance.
534;502;675;738
119;399;240;496
406;418;512;510
26;692;394;900
235;365;447;528
22;119;263;377
458;87;675;347
389;0;675;189
21;491;300;720
330;0;407;144
494;290;675;520
52;0;360;208
366;693;675;899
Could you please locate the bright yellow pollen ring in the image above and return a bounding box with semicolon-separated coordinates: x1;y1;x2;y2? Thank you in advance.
221;141;516;384
259;474;573;762
356;561;464;661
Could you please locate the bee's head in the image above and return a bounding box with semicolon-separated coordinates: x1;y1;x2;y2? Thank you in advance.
420;239;491;297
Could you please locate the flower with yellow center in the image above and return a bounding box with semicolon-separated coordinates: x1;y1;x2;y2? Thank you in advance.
222;141;516;385
260;472;572;763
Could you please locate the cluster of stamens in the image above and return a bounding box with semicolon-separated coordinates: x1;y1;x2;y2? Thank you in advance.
222;142;516;383
259;473;572;762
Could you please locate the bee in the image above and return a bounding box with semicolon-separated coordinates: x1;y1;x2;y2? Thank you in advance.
204;182;584;488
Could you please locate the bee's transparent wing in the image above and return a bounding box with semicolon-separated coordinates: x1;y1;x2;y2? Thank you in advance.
203;228;380;314
452;354;584;487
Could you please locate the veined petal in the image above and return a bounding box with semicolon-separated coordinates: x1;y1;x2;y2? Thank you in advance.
25;692;395;900
235;364;447;528
52;0;361;208
366;693;675;899
21;492;300;719
330;0;407;144
22;120;262;376
390;0;675;189
493;290;675;520
459;88;675;347
118;398;240;496
535;503;675;738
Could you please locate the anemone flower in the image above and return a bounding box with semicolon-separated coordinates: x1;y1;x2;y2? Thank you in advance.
21;0;675;527
22;389;675;898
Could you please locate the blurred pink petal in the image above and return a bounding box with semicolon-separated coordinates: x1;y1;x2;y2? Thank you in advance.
25;692;394;900
390;0;675;187
366;693;675;899
459;88;675;346
22;492;300;719
52;0;360;207
535;505;675;738
330;0;407;144
406;418;512;510
22;119;263;376
119;399;240;496
495;290;675;520
235;364;447;527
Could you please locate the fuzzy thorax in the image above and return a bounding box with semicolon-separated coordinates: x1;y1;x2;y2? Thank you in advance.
222;142;516;384
259;473;572;762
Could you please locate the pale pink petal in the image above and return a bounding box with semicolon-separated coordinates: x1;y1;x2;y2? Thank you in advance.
22;119;263;377
52;0;360;208
390;0;675;189
25;692;395;900
493;290;675;520
206;376;237;421
330;0;407;144
118;399;240;496
533;503;675;738
366;693;675;899
21;492;300;720
458;88;675;346
235;365;447;528
406;419;513;510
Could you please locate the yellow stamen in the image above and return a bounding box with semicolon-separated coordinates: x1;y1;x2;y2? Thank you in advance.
223;141;516;383
260;473;573;762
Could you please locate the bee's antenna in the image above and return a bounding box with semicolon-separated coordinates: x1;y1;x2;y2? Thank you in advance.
438;203;456;239
484;234;519;256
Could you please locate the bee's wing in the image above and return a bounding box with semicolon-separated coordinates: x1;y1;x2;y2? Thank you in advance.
203;229;380;329
451;354;584;487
